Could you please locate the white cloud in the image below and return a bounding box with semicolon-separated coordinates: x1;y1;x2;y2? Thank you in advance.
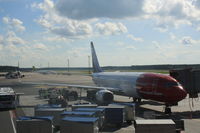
44;36;72;42
0;35;3;44
197;26;200;31
37;17;52;28
32;0;94;39
32;0;129;39
54;0;200;32
115;41;136;51
6;31;26;45
2;17;9;24
2;17;25;32
95;22;127;35
143;0;200;31
0;45;2;51
33;43;49;51
4;31;26;45
11;18;26;32
55;0;144;20
127;34;143;42
125;45;135;50
169;33;176;40
53;0;200;33
67;47;88;58
50;22;93;38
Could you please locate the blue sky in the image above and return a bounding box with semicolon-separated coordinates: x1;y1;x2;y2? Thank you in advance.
0;0;200;67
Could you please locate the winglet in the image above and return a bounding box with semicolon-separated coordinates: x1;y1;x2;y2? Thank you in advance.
91;42;103;73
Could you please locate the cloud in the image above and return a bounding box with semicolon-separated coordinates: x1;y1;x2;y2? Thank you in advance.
32;0;129;39
2;17;26;32
2;17;9;23
55;0;144;20
50;22;93;38
0;45;2;51
32;0;94;39
179;36;200;45
4;31;26;45
169;33;176;40
67;47;88;58
54;0;200;33
125;45;135;50
143;0;200;31
115;41;136;51
33;43;49;51
95;22;127;35
0;31;27;48
0;35;3;44
127;34;143;42
44;36;72;42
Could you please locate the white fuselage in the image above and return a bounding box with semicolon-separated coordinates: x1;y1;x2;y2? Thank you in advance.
92;72;143;98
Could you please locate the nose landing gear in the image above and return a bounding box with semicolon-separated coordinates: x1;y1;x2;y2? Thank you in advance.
164;103;177;114
164;106;172;114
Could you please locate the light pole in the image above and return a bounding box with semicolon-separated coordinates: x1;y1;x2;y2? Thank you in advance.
88;55;91;74
67;58;70;73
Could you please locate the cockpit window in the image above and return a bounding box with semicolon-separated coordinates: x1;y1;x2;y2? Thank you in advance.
165;82;179;88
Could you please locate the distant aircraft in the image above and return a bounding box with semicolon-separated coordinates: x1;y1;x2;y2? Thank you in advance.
24;42;187;113
5;71;24;79
36;70;57;75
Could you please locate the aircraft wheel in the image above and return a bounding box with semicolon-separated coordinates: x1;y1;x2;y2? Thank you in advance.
133;98;137;102
133;98;142;103
138;98;141;102
164;107;172;114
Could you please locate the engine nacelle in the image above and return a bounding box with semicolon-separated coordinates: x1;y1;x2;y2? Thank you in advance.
95;90;114;105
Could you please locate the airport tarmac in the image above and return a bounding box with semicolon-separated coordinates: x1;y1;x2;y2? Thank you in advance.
0;72;200;133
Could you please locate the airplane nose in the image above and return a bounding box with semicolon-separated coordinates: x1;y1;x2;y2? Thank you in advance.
176;86;187;101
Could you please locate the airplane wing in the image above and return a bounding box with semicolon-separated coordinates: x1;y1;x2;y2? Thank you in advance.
21;82;123;93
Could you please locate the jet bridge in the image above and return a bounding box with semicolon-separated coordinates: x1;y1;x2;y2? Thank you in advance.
170;68;200;98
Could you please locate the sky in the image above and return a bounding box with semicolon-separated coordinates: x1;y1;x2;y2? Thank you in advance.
0;0;200;68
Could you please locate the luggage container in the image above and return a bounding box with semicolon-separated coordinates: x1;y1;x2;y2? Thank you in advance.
109;103;135;123
35;108;65;127
38;89;49;99
61;111;96;118
98;105;125;127
72;104;98;110
173;119;185;131
16;116;53;133
74;108;105;129
143;111;155;119
60;116;99;133
87;90;98;100
134;119;176;133
35;104;62;109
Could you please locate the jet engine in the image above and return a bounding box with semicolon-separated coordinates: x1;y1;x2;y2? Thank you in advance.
95;90;114;105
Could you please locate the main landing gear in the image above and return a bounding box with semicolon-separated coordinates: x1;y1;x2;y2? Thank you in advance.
133;98;141;103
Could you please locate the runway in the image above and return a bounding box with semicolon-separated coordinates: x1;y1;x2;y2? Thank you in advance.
0;72;200;133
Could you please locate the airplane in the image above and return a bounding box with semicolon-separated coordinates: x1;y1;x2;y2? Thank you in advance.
23;42;187;114
5;71;25;79
89;42;187;113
